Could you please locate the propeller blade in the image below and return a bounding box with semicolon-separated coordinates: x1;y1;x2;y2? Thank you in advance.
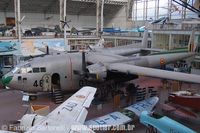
21;15;26;22
60;20;65;23
62;24;65;29
82;51;87;73
66;23;70;28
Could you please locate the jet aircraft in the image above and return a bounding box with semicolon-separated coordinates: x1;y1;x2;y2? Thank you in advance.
2;30;200;97
140;111;196;133
0;86;97;133
0;89;160;133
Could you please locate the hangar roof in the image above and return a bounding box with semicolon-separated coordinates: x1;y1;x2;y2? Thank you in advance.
0;0;127;16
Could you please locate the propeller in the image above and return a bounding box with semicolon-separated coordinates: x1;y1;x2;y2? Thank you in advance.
73;51;87;77
81;51;87;75
73;50;96;80
60;17;71;29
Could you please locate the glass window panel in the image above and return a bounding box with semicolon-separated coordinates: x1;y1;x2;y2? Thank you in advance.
40;67;46;72
27;67;32;73
21;68;27;74
33;68;40;73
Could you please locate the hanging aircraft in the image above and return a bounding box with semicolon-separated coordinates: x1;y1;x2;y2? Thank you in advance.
1;30;200;97
83;25;146;34
121;26;146;33
148;17;169;24
102;26;146;33
0;86;97;133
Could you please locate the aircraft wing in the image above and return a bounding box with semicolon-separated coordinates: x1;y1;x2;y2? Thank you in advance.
37;47;63;54
85;97;159;127
26;86;96;133
108;63;200;84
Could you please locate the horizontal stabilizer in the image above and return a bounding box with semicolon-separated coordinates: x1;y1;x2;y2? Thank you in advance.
125;97;159;116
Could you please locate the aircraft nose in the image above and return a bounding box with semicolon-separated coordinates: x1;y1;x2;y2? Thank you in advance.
2;74;13;86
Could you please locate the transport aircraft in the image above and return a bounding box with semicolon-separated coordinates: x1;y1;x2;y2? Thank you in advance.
1;30;200;97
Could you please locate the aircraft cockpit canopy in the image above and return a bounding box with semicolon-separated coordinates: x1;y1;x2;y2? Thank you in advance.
11;67;20;74
11;63;46;74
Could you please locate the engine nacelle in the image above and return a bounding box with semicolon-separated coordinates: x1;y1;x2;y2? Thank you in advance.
94;71;107;81
20;114;45;132
87;63;107;81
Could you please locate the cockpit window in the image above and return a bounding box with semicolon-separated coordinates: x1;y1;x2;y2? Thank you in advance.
12;67;45;74
20;67;32;74
21;68;27;74
33;68;40;73
27;67;32;73
12;67;20;74
40;67;46;72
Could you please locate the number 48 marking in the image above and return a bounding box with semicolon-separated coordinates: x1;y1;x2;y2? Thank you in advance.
33;80;43;87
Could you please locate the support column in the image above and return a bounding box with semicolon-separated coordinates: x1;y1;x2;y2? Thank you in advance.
14;0;21;43
132;0;135;25
60;0;70;51
182;0;187;19
96;0;101;37
143;0;146;20
145;0;148;20
59;0;64;30
157;0;160;19
135;0;137;20
169;34;172;50
14;0;18;37
168;0;172;20
100;0;104;33
114;38;117;47
127;0;134;20
151;32;155;48
63;0;68;50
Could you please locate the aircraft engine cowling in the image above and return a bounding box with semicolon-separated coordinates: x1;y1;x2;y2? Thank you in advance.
92;71;107;81
20;114;45;132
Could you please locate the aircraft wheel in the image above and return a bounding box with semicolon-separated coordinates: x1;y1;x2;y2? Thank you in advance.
30;96;37;101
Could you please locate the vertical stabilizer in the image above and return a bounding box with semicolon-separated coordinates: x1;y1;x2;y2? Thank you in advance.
188;30;196;52
141;29;148;48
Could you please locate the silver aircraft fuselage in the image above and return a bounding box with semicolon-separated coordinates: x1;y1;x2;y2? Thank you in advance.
2;51;195;94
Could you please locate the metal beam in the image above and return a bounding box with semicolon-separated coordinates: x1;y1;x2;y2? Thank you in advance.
71;0;127;5
172;0;200;15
